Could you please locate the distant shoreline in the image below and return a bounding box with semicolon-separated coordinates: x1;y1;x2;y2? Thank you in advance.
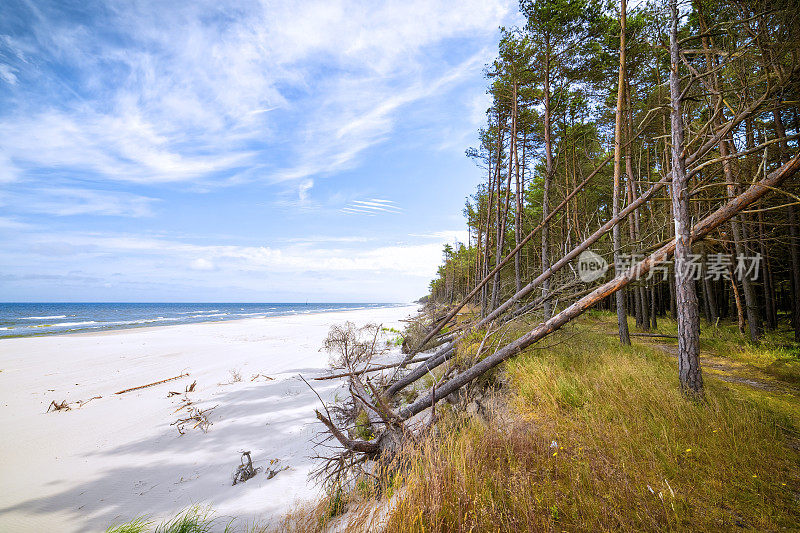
0;302;413;340
0;304;418;532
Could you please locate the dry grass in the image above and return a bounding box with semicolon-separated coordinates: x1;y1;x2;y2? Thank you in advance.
382;312;800;532
106;313;800;532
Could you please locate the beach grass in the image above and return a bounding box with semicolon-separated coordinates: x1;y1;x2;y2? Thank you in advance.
381;312;800;532
103;312;800;532
106;506;219;533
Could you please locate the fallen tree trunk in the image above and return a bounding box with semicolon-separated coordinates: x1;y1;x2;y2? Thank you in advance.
408;153;614;355
411;89;770;358
397;154;800;421
385;282;574;397
314;356;431;381
387;101;769;396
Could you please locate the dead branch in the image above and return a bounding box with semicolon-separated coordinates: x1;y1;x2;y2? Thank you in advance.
46;399;71;412
314;356;431;381
76;396;102;407
397;154;800;423
114;372;190;395
171;405;216;434
315;409;379;454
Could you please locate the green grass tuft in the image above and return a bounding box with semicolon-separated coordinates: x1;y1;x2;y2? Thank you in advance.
106;517;151;533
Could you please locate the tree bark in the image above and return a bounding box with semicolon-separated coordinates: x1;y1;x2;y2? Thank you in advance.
542;38;554;320
613;0;631;345
669;0;702;394
512;83;523;295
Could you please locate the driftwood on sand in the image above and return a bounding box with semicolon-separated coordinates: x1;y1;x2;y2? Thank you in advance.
114;372;190;395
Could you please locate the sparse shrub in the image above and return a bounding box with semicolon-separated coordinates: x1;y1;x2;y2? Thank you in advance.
353;410;374;440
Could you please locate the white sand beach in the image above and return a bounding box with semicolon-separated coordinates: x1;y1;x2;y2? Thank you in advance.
0;304;418;532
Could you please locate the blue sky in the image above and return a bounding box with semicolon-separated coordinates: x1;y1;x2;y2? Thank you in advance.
0;0;520;302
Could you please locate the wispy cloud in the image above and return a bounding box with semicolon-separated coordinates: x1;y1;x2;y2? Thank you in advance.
0;0;509;189
0;215;32;230
0;0;515;301
12;231;445;277
409;230;469;243
2;188;158;217
341;198;403;215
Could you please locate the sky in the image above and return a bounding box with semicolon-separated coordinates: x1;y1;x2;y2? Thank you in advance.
0;0;521;303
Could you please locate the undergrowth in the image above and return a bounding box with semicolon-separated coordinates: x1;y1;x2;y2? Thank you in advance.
383;313;800;532
107;313;800;532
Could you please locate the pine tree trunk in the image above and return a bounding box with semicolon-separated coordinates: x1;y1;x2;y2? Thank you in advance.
542;45;553;320
758;205;776;329
512;83;523;295
789;204;800;341
650;284;658;329
481;125;496;316
773;106;800;340
669;0;702;394
701;244;718;323
489;115;505;311
612;0;631;345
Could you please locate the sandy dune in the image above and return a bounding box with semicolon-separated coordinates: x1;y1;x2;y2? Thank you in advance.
0;304;418;532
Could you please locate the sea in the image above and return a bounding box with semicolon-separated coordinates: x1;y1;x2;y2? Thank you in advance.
0;303;406;339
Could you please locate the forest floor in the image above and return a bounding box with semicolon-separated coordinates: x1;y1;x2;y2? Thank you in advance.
641;315;800;429
373;310;800;532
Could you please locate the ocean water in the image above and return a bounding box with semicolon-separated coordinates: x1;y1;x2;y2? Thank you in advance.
0;303;405;339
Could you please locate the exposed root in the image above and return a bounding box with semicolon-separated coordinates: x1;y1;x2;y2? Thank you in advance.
46;399;71;412
171;405;216;434
232;451;259;485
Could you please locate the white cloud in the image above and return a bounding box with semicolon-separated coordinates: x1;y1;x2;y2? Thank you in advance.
0;0;511;187
298;179;314;202
14;230;451;276
190;258;215;271
342;198;403;215
0;227;466;299
469;92;493;127
0;64;17;85
5;188;158;217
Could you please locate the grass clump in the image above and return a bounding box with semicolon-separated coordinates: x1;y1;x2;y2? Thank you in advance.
106;517;151;533
106;507;216;533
